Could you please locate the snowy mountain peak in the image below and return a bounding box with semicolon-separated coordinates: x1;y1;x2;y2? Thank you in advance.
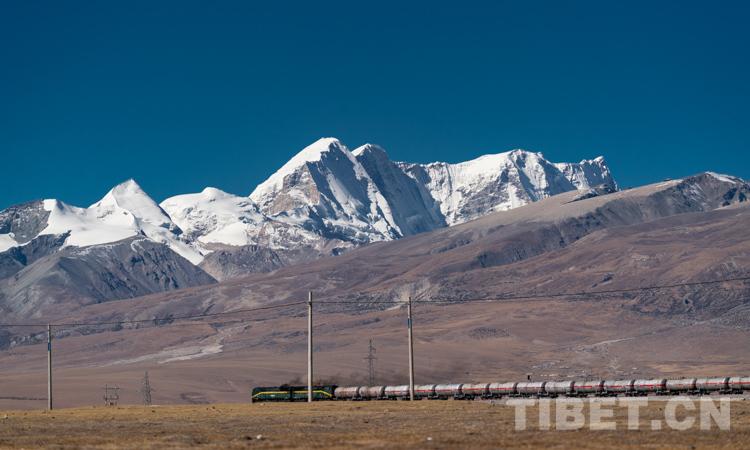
279;137;345;168
249;137;352;203
705;171;743;184
351;143;387;158
198;187;237;201
161;189;266;247
26;182;204;264
91;179;174;229
507;148;542;158
396;147;618;225
555;156;617;192
109;178;143;196
288;137;344;164
244;138;619;247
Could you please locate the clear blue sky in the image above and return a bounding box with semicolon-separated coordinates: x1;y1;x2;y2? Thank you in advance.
2;1;748;209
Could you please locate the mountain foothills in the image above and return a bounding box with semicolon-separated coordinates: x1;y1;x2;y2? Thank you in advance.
0;138;615;314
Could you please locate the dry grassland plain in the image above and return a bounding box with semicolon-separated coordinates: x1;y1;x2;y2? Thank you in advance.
1;400;749;449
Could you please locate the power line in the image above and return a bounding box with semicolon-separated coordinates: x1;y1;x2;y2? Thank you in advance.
0;301;306;329
2;274;749;329
420;275;750;304
315;274;750;305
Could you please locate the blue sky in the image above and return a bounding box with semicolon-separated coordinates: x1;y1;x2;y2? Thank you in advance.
1;1;748;209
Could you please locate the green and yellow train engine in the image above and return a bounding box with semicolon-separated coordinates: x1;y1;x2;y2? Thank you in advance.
251;385;336;402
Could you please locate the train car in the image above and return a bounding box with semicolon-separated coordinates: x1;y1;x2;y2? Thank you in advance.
573;380;604;397
516;381;547;397
729;376;750;393
665;378;697;394
545;381;574;397
361;386;386;400
414;384;437;399
603;379;635;396
334;386;361;400
384;385;410;400
696;377;730;394
633;379;667;395
488;382;518;397
252;385;336;402
434;384;463;399
462;383;490;399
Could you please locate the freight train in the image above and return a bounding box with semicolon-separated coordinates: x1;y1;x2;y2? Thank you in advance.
251;376;750;402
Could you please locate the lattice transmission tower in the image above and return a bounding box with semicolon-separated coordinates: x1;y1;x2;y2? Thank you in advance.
103;384;120;407
140;371;153;406
364;339;377;385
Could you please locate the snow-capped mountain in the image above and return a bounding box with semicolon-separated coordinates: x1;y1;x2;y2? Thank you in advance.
160;186;327;257
353;144;447;236
0;137;618;290
399;150;616;226
0;179;203;263
1;138;618;266
241;137;617;246
161;187;266;247
248;138;402;244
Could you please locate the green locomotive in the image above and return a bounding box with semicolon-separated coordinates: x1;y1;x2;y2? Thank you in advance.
251;385;336;402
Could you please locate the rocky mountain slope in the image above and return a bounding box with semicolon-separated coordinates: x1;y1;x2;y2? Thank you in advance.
0;237;216;322
92;171;747;323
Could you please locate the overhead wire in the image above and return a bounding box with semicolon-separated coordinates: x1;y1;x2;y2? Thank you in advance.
0;301;306;329
1;274;748;329
315;274;750;305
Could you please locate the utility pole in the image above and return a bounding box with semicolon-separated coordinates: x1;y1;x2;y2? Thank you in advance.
307;291;313;403
364;339;377;385
47;324;52;411
407;296;415;401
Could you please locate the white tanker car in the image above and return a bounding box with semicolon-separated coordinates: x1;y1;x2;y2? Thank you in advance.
326;376;750;401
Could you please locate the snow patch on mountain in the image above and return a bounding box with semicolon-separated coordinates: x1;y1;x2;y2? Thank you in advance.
399;149;616;225
706;172;742;184
554;156;616;192
161;187;266;247
37;180;204;264
41;199;135;247
0;234;18;253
